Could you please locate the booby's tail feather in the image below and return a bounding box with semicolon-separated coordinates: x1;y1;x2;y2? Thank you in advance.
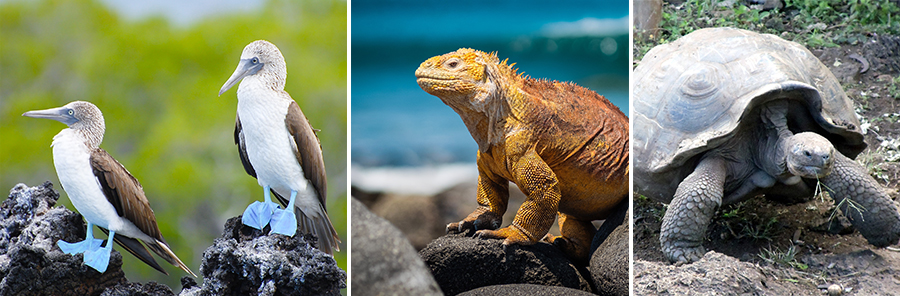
297;205;341;255
272;188;340;254
101;228;167;275
146;239;198;278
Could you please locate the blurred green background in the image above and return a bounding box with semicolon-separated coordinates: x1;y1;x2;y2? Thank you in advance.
0;0;347;290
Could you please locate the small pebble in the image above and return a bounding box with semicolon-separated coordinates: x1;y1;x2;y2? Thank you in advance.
827;284;842;296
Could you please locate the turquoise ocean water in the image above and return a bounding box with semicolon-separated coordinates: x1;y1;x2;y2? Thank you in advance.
352;0;629;167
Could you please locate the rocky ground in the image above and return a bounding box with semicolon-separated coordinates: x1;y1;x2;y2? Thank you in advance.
0;182;345;296
633;1;900;295
352;183;629;295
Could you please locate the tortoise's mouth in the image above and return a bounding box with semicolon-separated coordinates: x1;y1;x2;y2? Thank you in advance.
788;164;831;179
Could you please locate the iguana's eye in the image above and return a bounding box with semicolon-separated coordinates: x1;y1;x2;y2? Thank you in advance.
445;58;461;69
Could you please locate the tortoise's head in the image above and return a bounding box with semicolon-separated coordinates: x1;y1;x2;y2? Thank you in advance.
415;48;518;113
785;132;835;178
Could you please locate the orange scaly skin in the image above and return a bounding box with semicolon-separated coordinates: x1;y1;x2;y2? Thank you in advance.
415;48;629;263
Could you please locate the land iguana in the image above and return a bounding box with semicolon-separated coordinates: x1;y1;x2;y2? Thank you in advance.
414;48;629;263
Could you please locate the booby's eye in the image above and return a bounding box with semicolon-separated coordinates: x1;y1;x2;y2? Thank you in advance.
251;57;259;64
67;109;74;116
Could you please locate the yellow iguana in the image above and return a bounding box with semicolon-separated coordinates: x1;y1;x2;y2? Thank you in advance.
415;48;629;262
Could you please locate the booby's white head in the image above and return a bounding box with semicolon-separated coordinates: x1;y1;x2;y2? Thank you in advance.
23;101;105;148
219;40;288;96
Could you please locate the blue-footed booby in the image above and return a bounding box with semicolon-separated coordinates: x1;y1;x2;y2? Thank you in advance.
219;40;340;254
23;101;196;276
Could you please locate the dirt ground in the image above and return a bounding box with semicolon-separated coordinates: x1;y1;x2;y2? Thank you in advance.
633;2;900;296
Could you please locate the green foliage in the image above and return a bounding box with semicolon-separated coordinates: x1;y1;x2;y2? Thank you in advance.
717;203;780;242
759;244;809;270
0;0;347;290
889;76;900;99
634;0;900;62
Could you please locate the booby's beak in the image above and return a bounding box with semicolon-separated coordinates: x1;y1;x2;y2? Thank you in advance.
23;106;78;126
219;58;263;96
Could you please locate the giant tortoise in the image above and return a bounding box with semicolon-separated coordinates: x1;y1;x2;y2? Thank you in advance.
633;27;900;263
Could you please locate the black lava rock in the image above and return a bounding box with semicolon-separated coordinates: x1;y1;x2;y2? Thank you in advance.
458;283;596;296
590;210;629;296
419;233;592;295
0;182;173;296
101;282;175;296
182;216;346;295
350;197;442;296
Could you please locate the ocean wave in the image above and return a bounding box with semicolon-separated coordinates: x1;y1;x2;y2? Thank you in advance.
351;163;477;195
540;16;630;38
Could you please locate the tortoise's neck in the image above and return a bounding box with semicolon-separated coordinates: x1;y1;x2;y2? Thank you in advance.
756;100;795;177
756;126;793;178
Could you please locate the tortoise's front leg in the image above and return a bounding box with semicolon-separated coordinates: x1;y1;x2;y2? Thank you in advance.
475;149;559;247
447;154;509;234
822;152;900;247
661;156;727;263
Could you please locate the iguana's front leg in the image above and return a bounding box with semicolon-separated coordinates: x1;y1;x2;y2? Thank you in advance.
476;149;559;246
447;154;509;234
822;152;900;247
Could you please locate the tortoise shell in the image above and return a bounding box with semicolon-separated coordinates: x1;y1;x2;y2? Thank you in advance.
633;27;865;202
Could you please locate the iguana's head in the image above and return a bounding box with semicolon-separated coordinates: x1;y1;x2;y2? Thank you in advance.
415;48;519;113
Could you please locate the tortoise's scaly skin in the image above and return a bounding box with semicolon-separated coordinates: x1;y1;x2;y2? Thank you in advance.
415;48;629;263
634;27;900;263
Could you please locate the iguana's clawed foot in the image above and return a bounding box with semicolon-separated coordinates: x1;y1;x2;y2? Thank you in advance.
474;225;534;245
446;221;473;234
446;212;503;235
545;234;590;264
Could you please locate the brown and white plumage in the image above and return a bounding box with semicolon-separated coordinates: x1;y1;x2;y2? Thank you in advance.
23;101;196;276
221;40;340;254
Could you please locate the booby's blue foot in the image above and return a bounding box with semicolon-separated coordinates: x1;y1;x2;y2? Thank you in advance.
270;208;297;236
83;246;111;273
83;230;115;273
242;201;277;230
57;238;104;254
57;222;103;255
270;190;299;236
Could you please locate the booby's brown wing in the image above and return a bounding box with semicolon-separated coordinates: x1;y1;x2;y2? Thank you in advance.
284;100;341;254
284;100;328;204
90;148;167;274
